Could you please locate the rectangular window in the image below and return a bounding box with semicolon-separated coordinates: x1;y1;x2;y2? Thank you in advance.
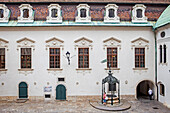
107;48;117;68
23;9;29;18
160;45;162;63
78;48;89;68
135;48;145;68
0;48;5;69
49;48;60;68
51;9;58;18
21;48;31;68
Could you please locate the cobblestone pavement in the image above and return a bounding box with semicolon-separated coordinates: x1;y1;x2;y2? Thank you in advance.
0;99;170;113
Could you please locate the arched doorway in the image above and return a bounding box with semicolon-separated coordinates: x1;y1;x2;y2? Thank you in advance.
136;80;154;99
19;82;28;98
56;84;66;100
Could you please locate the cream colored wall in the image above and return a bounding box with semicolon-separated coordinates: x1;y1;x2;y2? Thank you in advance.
157;25;170;108
0;26;155;100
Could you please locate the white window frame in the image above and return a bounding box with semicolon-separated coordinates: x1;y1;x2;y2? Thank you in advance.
0;4;10;23
0;38;9;72
46;4;62;23
104;4;120;23
103;37;121;70
46;37;64;72
17;37;35;71
131;37;149;70
132;4;147;23
74;37;93;71
75;4;91;23
18;4;34;23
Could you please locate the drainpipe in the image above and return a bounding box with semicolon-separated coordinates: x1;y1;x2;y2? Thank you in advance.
153;29;158;101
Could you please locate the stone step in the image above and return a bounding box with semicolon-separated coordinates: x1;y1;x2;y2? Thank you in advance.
16;98;28;103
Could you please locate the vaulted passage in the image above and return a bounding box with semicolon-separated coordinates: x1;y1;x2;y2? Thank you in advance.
136;80;154;99
19;82;28;98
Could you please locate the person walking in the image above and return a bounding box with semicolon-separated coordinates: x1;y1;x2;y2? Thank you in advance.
148;88;153;100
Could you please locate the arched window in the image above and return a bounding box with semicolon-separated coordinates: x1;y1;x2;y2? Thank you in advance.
136;9;142;18
80;9;86;18
163;44;166;63
0;9;3;18
160;45;162;63
160;84;165;96
51;9;58;18
23;9;29;18
108;9;115;18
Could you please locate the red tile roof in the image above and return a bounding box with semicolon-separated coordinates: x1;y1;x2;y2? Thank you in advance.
1;0;170;4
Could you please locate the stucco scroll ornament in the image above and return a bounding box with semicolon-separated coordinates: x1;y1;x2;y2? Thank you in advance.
74;37;93;50
16;38;35;51
19;71;33;76
45;37;64;50
103;37;121;50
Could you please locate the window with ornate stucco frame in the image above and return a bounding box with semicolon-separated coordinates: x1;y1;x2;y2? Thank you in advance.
17;37;35;72
131;37;149;70
46;37;64;72
103;37;121;70
104;4;120;23
18;4;34;23
74;37;93;71
75;4;91;23
132;4;147;23
0;4;10;23
0;38;9;73
46;4;62;23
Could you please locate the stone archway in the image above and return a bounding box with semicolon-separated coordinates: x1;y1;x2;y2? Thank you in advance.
136;80;154;99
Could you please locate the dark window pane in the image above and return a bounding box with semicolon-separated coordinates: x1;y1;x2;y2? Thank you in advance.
160;45;162;63
0;9;3;18
163;45;166;63
109;9;115;18
135;48;145;68
80;9;86;18
136;9;142;18
23;9;29;18
78;48;89;68
51;9;58;18
21;48;31;68
107;48;117;68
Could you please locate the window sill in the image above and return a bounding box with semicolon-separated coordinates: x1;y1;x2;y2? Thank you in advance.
159;63;168;66
133;68;148;70
18;69;34;71
76;68;92;71
0;69;8;71
105;68;120;70
47;68;63;71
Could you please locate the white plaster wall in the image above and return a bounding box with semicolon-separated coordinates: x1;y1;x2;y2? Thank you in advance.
0;26;155;99
157;25;170;108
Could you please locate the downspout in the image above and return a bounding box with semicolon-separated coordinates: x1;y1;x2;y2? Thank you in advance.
153;28;158;101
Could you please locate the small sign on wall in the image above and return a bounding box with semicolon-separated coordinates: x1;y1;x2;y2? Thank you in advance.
44;86;52;92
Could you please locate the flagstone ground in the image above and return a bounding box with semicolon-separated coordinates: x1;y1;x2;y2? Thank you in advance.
0;99;169;113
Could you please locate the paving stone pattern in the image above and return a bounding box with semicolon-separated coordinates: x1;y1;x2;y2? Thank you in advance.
0;99;170;113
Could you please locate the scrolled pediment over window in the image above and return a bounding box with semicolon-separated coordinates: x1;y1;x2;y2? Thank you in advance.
46;4;62;23
104;4;120;23
103;37;121;49
132;4;147;23
17;37;35;49
131;37;149;48
45;37;64;49
18;4;34;23
0;4;10;23
74;37;93;49
75;4;91;23
0;38;9;48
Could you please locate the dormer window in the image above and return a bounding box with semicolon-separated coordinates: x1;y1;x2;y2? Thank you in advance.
51;9;58;18
132;4;147;23
0;4;10;23
23;9;29;18
18;4;34;23
75;4;91;23
136;9;142;18
109;9;115;18
46;4;62;23
104;4;120;23
80;9;86;18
